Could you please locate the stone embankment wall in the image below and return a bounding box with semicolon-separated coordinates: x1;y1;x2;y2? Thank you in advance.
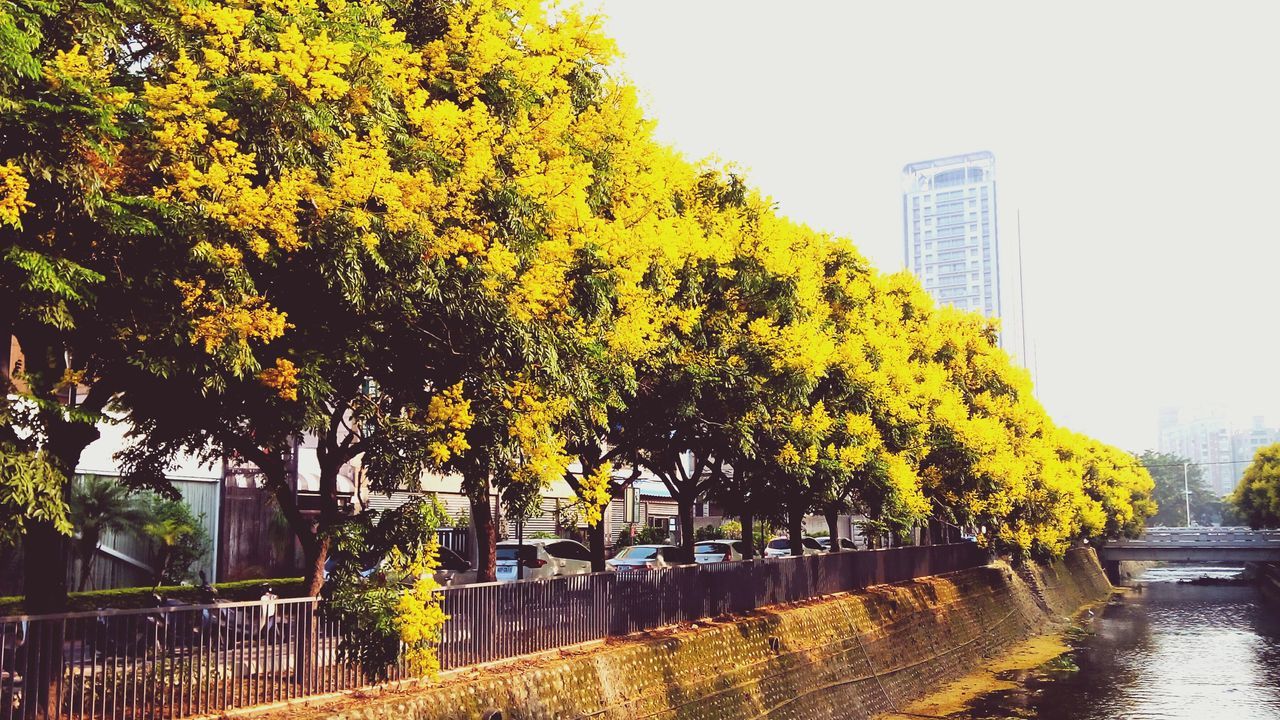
1107;560;1160;584
322;548;1111;720
1258;562;1280;605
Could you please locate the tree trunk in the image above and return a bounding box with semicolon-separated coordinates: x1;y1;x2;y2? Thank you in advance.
22;521;68;720
470;493;496;582
23;521;68;611
152;546;173;588
588;518;606;572
303;535;329;597
788;505;804;557
77;535;98;592
306;451;343;597
28;415;100;611
740;506;755;559
676;495;695;552
824;505;840;551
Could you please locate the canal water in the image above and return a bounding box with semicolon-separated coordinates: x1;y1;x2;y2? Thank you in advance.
958;564;1280;719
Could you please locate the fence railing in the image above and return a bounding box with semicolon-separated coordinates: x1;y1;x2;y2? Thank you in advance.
434;528;469;558
1;543;987;720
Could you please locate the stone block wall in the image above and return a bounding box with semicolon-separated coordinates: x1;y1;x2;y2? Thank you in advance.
320;548;1111;720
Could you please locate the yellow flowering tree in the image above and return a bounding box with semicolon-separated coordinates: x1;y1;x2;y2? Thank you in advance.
1230;443;1280;529
3;0;1161;635
0;0;175;609
323;495;450;682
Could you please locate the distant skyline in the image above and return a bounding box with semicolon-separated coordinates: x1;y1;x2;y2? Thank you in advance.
584;0;1280;452
1158;406;1280;496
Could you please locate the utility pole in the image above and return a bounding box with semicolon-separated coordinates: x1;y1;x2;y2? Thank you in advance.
1017;210;1029;368
1183;462;1192;528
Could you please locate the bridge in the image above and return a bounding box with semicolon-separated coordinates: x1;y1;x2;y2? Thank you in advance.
1099;527;1280;563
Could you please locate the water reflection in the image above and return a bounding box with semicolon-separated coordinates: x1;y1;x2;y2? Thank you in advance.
960;565;1280;720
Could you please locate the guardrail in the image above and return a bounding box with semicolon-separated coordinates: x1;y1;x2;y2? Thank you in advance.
1;543;988;720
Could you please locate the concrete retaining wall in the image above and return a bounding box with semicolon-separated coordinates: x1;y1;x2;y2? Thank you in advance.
1257;562;1280;605
320;548;1111;720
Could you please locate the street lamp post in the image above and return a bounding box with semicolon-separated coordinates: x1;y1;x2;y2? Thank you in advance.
1183;462;1192;528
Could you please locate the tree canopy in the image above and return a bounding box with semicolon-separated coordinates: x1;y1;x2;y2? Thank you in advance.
1;0;1156;634
1140;450;1215;527
1230;443;1280;529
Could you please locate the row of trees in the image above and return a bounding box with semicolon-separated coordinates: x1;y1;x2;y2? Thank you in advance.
1;0;1156;636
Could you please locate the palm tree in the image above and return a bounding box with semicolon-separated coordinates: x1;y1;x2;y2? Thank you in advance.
143;517;196;587
69;477;147;591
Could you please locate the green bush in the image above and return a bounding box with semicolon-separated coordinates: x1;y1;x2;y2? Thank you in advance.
142;494;210;586
694;524;724;541
323;496;449;682
636;525;669;544
0;577;307;615
695;520;743;541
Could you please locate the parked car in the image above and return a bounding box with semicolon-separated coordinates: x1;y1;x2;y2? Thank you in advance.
606;545;695;571
693;540;749;563
435;546;475;587
815;537;858;552
495;539;592;582
763;536;824;557
324;546;474;587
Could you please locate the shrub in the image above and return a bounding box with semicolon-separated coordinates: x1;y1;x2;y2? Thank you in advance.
141;494;210;586
636;525;669;544
694;524;725;541
614;524;637;548
323;495;449;682
0;577;308;615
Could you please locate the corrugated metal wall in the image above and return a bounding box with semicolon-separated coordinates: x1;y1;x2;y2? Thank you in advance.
363;490;472;521
511;498;559;537
70;474;220;591
606;497;626;542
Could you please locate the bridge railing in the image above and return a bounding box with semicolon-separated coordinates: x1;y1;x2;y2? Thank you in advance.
1110;528;1280;544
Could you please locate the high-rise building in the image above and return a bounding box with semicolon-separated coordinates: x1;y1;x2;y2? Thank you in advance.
902;151;1001;318
1157;408;1280;496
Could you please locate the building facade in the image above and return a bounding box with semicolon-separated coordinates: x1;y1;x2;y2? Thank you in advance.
902;151;1001;318
1158;408;1280;496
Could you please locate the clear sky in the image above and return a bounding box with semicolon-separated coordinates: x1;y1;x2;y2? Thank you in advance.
582;0;1280;452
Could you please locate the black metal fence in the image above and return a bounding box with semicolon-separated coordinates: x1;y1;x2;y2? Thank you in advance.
439;542;988;667
1;543;986;720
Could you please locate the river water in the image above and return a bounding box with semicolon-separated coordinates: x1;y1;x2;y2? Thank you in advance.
959;565;1280;720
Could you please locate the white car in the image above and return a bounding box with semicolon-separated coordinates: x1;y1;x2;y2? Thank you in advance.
693;540;749;563
763;536;824;557
815;537;858;552
606;545;695;571
495;539;592;582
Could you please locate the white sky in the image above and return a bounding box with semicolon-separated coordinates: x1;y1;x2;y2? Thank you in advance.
583;0;1280;452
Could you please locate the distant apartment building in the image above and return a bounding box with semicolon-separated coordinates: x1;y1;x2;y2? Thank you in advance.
1158;408;1280;496
902;151;1001;318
